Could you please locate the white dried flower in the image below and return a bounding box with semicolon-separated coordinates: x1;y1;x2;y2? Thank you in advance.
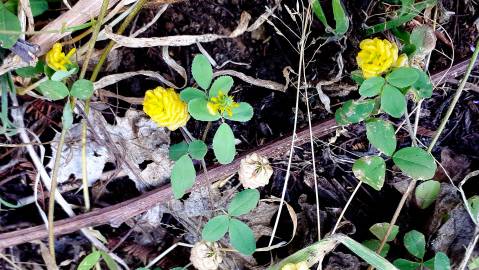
190;241;223;270
238;153;273;189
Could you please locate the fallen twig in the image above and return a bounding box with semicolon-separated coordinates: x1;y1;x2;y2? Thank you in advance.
0;119;337;248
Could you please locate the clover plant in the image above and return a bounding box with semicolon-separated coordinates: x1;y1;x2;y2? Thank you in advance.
169;54;254;199
201;189;259;255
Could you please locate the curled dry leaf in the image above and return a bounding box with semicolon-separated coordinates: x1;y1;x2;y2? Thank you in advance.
190;241;223;270
47;110;172;189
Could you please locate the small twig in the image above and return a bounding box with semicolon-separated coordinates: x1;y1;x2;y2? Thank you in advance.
458;227;479;270
0;253;22;270
331;181;362;234
146;242;193;268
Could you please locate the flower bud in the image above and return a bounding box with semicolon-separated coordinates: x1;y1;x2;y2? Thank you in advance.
281;261;310;270
190;241;223;270
238;153;273;189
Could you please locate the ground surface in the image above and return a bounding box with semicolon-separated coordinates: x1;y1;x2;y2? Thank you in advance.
1;0;479;269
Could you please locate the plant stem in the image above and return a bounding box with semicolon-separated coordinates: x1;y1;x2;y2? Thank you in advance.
371;38;479;267
428;38;479;152
458;227;479;270
90;0;149;82
47;128;67;262
47;0;110;262
331;181;362;235
78;0;110;212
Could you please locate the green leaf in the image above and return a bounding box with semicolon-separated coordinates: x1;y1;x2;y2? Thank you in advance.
180;87;206;102
188;98;221;121
37;80;69;100
339;235;399;270
4;0;48;16
381;84;406;118
169;141;189;161
228;189;260;217
424;257;434;270
228;219;256;255
468;257;479;270
412;69;433;99
269;235;398;270
170;155;196;199
386;67;419;88
369;223;399;242
224;102;254;122
0;2;21;49
70;79;94;100
212;123;235;164
50;67;77;81
202;215;230;241
362;239;390;257
393;259;421;270
392;147;437;180
366;119;396;156
468;195;479;222
100;251;118;270
209;75;234;97
364;0;437;35
433;252;451;270
415;180;440;209
62;102;73;129
78;251;102;270
359;77;385;98
311;0;330;30
404;230;426;259
352;156;386;191
192;54;213;90
15;61;44;77
351;70;365;85
188;139;208;160
332;0;349;36
335;99;375;125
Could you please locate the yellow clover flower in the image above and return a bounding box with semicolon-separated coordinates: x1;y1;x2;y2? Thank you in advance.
356;38;408;78
143;86;190;131
46;43;76;71
281;261;310;270
207;91;239;117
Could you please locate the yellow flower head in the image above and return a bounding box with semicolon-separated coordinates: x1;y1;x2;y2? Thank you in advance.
207;91;239;117
357;38;401;78
46;43;76;71
281;261;310;270
143;87;190;131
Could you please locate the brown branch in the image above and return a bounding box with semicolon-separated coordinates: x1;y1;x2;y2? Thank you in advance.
0;120;337;249
0;59;474;249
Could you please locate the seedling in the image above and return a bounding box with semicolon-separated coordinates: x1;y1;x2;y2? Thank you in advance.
168;54;254;199
201;189;259;255
393;230;451;270
336;36;437;192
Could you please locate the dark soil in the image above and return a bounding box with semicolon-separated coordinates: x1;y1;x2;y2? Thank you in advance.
1;0;479;269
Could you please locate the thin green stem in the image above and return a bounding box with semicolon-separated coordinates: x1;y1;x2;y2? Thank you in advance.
90;0;149;82
372;37;479;264
428;38;479;152
78;0;110;212
46;0;110;262
79;0;148;212
47;128;67;262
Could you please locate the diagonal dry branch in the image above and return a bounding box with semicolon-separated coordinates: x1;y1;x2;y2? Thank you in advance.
0;119;337;249
0;58;475;249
